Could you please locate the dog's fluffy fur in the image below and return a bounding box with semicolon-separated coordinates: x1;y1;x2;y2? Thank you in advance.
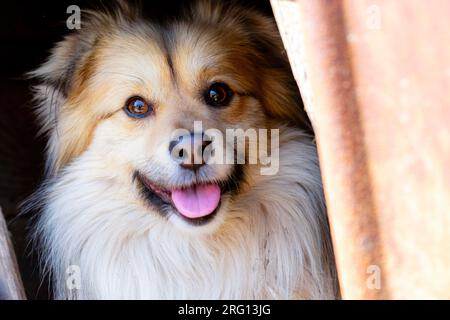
27;1;337;299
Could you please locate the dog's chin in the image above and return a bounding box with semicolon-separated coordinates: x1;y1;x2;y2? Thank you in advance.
135;165;243;232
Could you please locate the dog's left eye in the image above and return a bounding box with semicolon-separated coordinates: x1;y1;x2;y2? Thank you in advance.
204;82;233;107
124;96;153;118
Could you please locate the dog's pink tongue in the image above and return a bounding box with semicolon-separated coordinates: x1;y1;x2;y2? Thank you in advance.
171;184;221;219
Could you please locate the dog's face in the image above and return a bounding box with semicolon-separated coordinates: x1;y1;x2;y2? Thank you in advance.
32;1;308;231
84;26;265;229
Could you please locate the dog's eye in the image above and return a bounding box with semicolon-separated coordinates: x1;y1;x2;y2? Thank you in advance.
204;82;233;107
124;96;153;118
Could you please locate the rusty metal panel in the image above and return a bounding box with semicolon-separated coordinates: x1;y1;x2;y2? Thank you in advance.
271;0;450;299
0;207;26;300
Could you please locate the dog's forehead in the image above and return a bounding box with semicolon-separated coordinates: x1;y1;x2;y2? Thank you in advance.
95;31;172;87
167;27;221;82
79;22;258;113
93;25;246;90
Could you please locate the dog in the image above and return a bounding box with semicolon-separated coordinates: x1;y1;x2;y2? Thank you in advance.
27;0;338;299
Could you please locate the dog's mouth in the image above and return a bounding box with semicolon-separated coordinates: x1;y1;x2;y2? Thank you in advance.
135;166;243;225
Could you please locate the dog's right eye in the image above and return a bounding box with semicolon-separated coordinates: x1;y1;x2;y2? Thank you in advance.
124;96;153;118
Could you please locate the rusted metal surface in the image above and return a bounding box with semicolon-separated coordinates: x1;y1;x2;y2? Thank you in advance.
271;0;450;299
0;207;26;300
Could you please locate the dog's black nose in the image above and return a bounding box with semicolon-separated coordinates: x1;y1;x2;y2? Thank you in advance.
169;132;212;171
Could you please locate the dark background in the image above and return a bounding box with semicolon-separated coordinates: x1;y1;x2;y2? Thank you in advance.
0;0;274;299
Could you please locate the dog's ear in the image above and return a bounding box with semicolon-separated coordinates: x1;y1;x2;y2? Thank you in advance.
189;0;311;131
29;0;142;175
241;12;312;131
